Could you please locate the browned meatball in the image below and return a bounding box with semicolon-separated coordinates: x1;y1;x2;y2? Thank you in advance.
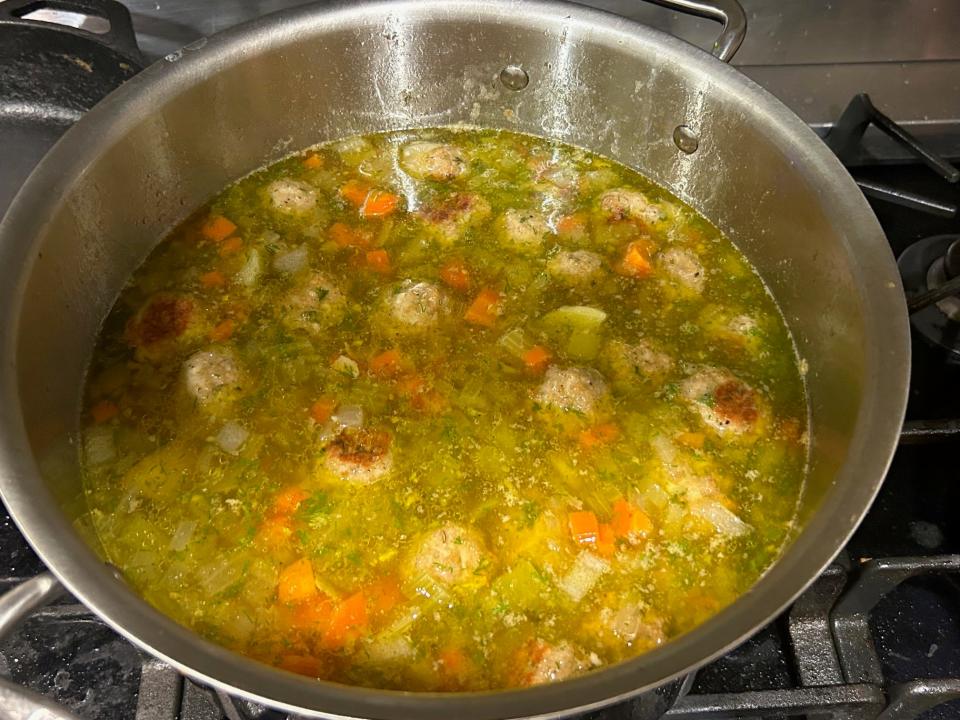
125;293;204;361
323;428;393;484
681;367;760;434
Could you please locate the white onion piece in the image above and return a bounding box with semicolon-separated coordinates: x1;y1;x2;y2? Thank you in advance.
315;420;339;443
169;520;197;552
272;245;308;273
84;426;115;465
217;422;249;455
332;355;360;379
559;552;609;602
202;555;244;595
691;499;751;537
237;248;262;287
332;404;363;428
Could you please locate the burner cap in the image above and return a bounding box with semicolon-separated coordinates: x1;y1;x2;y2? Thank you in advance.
898;234;960;357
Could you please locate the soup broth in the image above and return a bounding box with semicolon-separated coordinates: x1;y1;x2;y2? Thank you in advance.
81;127;808;691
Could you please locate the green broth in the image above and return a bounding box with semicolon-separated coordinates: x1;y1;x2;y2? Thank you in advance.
80;127;807;690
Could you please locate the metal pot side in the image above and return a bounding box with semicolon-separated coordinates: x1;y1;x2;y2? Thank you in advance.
0;1;909;718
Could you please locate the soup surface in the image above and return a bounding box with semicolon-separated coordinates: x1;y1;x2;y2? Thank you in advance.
81;127;808;691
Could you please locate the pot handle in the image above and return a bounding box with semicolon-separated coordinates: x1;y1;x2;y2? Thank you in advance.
0;0;143;67
641;0;747;63
0;572;83;720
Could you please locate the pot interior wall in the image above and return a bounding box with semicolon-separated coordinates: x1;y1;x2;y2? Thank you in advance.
13;1;875;636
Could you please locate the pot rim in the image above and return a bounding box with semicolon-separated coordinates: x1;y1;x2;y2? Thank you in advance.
0;1;909;718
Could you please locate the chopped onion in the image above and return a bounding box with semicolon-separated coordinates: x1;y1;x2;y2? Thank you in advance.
559;551;609;602
332;355;360;379
217;422;248;455
332;404;364;428
202;554;245;595
236;248;262;287
84;426;115;465
272;244;308;273
128;550;157;568
497;327;528;358
691;499;751;537
169;520;197;552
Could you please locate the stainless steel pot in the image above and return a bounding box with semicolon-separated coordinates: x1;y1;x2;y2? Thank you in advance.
0;0;910;718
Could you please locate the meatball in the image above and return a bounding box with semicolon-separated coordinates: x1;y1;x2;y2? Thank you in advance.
399;141;466;181
535;366;608;415
606;339;674;381
497;209;550;254
282;272;347;335
126;293;204;361
681;367;760;434
388;280;445;331
323;428;393;484
547;250;603;285
599;188;664;224
522;641;584;686
410;524;487;585
182;349;243;405
417;192;491;246
266;179;316;213
659;247;705;293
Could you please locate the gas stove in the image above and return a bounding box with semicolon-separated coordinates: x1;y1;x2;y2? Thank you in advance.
3;2;960;719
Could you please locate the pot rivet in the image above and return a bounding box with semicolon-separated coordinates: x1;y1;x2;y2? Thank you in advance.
499;65;529;91
673;125;700;154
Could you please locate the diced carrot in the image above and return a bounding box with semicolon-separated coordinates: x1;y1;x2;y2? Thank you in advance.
272;486;309;516
279;654;324;677
256;516;292;548
396;374;425;398
322;591;368;649
302;153;323;169
200;270;226;288
369;349;403;377
677;431;705;449
611;499;634;538
362;190;400;218
778;418;803;443
556;212;587;237
619;240;654;278
278;558;317;605
365;575;402;619
464;288;502;328
310;398;337;424
440;260;472;292
329;221;371;249
521;345;552;374
218;235;243;257
90;399;119;423
339;179;370;207
209;318;234;342
568;510;599;546
365;249;392;275
629;507;654;538
201;215;237;243
291;594;334;631
413;389;446;414
439;647;468;674
596;523;616;557
611;499;653;541
578;423;620;450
